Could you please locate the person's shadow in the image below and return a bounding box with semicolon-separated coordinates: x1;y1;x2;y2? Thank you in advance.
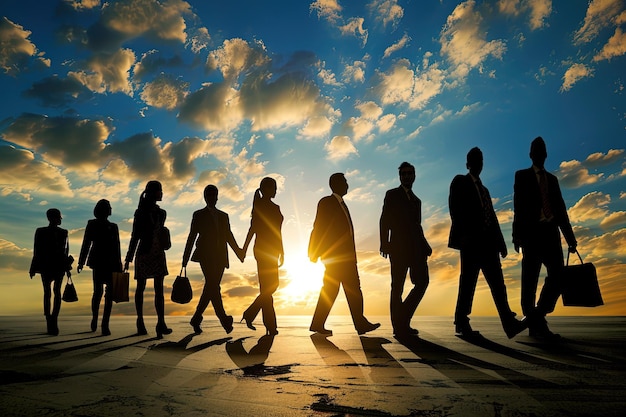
226;334;290;376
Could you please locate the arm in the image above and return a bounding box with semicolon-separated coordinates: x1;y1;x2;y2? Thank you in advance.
224;215;245;263
77;221;92;273
182;214;198;268
379;192;391;258
552;177;577;251
64;231;71;277
124;212;140;271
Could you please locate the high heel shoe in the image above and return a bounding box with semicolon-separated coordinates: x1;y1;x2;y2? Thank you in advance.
156;323;172;339
240;315;256;331
136;318;148;335
266;328;278;336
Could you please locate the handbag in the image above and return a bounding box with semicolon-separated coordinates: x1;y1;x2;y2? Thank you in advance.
111;271;130;303
171;267;192;304
159;226;171;251
62;276;78;302
561;250;603;307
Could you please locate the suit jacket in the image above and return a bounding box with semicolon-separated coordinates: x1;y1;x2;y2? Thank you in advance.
513;167;576;247
78;219;123;272
125;205;167;263
308;194;356;264
379;186;431;261
183;206;237;269
448;174;506;252
30;226;70;275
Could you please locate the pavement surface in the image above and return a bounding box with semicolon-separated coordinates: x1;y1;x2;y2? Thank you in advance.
1;315;625;416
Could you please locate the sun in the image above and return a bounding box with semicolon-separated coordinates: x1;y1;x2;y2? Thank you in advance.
279;252;325;301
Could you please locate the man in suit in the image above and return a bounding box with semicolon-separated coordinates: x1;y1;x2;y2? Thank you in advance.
182;185;243;334
309;173;380;336
380;162;431;337
449;148;526;338
513;137;577;340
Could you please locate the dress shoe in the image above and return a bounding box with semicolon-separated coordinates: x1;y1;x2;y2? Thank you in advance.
309;326;332;336
357;322;380;335
190;320;202;334
156;323;172;339
240;315;256;331
136;319;148;335
221;315;234;334
503;318;527;339
266;328;279;336
394;326;419;337
455;323;480;337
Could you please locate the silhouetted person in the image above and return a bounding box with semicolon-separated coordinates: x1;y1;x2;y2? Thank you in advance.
380;162;431;337
182;185;243;335
513;137;577;340
309;173;380;336
77;199;123;336
241;177;284;336
124;180;172;338
449;148;526;338
29;208;72;335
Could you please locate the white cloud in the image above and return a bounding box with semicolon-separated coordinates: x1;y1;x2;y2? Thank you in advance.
69;48;136;95
498;0;552;30
594;27;626;61
439;0;507;80
569;191;610;223
0;17;42;75
206;38;269;82
600;211;626;228
573;0;623;45
368;0;404;29
339;17;369;46
343;60;367;83
585;149;624;167
560;63;593;92
140;74;189;110
557;158;604;188
325;135;358;161
310;0;342;23
383;33;410;59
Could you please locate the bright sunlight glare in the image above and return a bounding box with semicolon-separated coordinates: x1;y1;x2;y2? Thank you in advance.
279;252;325;302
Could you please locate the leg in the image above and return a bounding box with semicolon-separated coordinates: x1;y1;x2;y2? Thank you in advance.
257;257;279;333
404;256;429;328
454;249;480;330
154;276;171;338
135;278;147;334
389;259;408;333
340;262;375;332
92;271;104;331
536;227;565;317
310;263;341;330
102;284;112;335
41;276;53;334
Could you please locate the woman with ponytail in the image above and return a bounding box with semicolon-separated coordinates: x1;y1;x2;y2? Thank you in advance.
124;180;172;338
240;177;284;335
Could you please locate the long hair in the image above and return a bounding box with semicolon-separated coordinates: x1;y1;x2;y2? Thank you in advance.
138;180;162;210
251;177;276;217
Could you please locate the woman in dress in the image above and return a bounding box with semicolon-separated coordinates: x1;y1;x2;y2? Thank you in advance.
241;177;284;335
124;180;172;338
29;208;72;335
77;199;122;336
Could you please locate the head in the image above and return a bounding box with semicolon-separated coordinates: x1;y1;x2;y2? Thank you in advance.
259;177;277;199
530;136;547;169
204;185;218;208
329;173;349;197
466;147;483;177
139;180;163;207
398;161;415;188
46;208;62;226
93;199;112;220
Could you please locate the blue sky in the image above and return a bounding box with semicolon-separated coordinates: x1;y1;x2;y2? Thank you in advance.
1;0;625;319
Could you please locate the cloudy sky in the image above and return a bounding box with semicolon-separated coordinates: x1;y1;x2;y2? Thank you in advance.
1;0;624;321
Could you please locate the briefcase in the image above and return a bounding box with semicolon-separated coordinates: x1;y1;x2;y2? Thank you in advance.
111;271;130;303
561;250;603;307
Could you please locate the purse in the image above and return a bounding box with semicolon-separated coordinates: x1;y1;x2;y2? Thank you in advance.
171;267;192;304
561;250;603;307
111;271;130;303
159;226;171;251
62;276;78;302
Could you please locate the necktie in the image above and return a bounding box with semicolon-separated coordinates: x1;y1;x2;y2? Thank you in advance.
538;170;554;219
341;201;355;236
476;179;495;227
